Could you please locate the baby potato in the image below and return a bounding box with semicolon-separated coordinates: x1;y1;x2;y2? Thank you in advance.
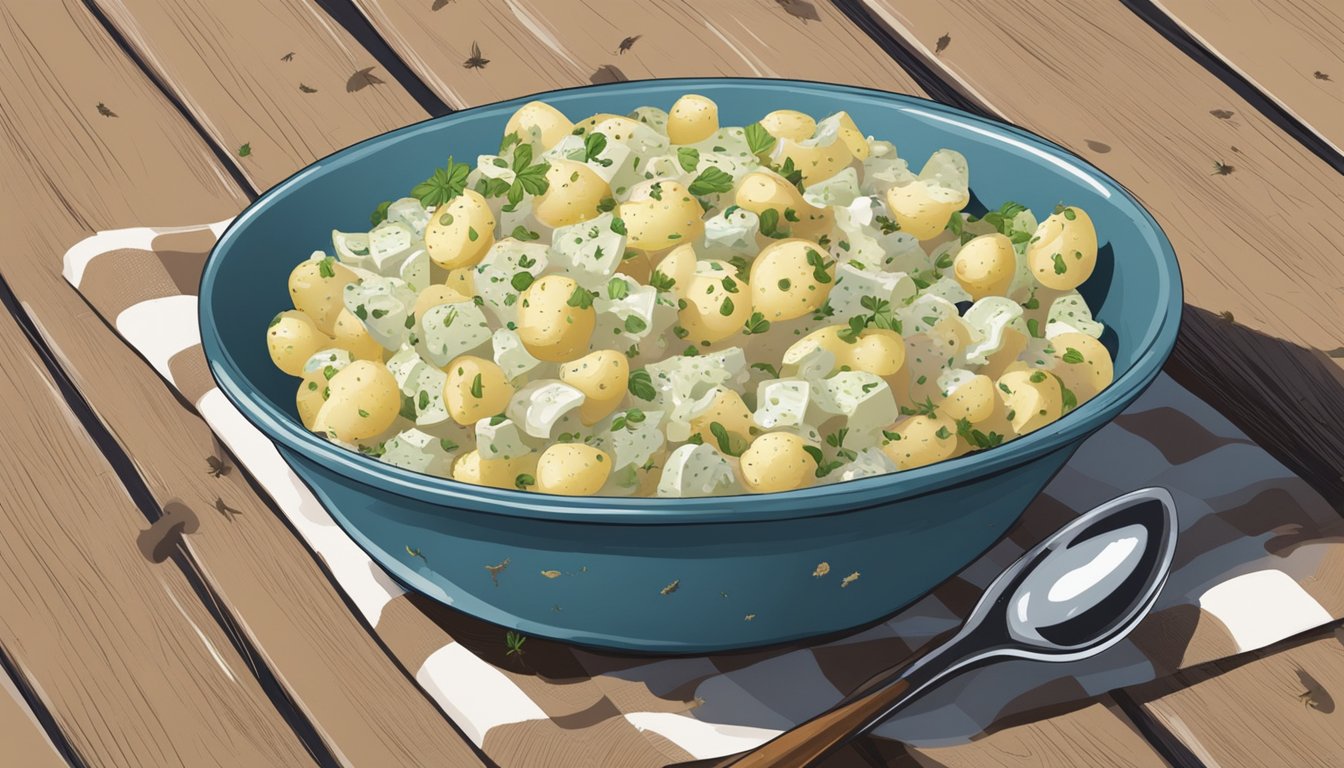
749;239;833;322
1049;332;1113;406
289;258;356;334
667;94;719;144
680;261;753;344
884;180;969;240
424;190;496;269
997;369;1064;435
536;444;612;496
786;325;850;371
827;111;869;161
941;374;996;423
690;388;755;448
443;355;513;425
412;284;472;320
517;275;597;362
654;243;698;299
445;266;476;298
1027;206;1098;291
535;160;611;228
848;329;906;377
452;449;485;486
560;350;630;424
735;171;833;241
313;360;399;441
295;368;329;429
772;136;853;185
504;100;574;151
953;233;1016;300
455;450;541;490
330;308;384;362
739;432;814;493
758;109;816;142
881;415;958;470
267;310;333;376
620;181;705;251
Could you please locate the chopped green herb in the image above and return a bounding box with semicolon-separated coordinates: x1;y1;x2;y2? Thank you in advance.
412;156;471;206
624;315;648;334
470;373;484;398
511;271;535;291
744;122;776;156
370;201;392;226
677;146;700;172
742;312;771;335
783;207;800;222
567;286;596;309
751;362;779;378
718;297;735;316
758;208;788;239
511;226;540;241
610;217;627;235
1052;252;1068;275
607;278;630;300
688;167;734;196
628;369;656;400
649;270;676;292
1062;347;1086;364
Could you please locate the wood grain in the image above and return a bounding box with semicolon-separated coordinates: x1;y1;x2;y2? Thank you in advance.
91;0;430;190
349;0;924;107
1145;0;1344;159
1130;625;1344;767
0;1;480;764
851;0;1344;506
0;307;314;766
0;666;69;768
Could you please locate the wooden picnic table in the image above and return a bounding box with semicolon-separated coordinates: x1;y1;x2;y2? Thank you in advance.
1;0;1342;765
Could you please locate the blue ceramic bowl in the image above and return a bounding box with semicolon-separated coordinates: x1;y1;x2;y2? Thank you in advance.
200;78;1181;653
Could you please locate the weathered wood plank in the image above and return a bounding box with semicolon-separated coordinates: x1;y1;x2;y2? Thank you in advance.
0;1;481;764
849;0;1344;506
1142;0;1344;159
91;0;430;190
349;0;924;106
0;664;69;768
1129;624;1344;767
0;302;315;766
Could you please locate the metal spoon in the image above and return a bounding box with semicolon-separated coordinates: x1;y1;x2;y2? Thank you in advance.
724;486;1178;768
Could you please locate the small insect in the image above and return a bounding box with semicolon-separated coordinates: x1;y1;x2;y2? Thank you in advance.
813;562;830;578
1314;71;1331;81
504;630;527;656
660;579;680;595
485;557;510;586
206;455;232;477
464;42;489;70
298;83;317;93
281;52;295;62
405;545;427;562
935;33;951;54
1212;160;1233;176
615;35;642;54
213;497;242;520
96;102;117;117
840;571;861;588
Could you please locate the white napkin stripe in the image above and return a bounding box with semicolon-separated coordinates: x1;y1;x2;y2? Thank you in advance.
113;296;201;386
416;643;549;747
1197;569;1332;652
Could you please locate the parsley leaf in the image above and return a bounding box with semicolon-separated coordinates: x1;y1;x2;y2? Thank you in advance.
511;225;540;241
628;369;656;400
567;286;596;309
1062;347;1085;364
370;201;392;226
649;270;676;292
718;297;735;316
607;278;630;300
412;156;470;207
687;167;734;196
758;208;789;239
584;132;609;163
470;373;484;399
510;271;535;291
317;257;336;278
742;312;770;335
744;122;776;156
624;314;648;334
709;422;747;457
677;147;700;172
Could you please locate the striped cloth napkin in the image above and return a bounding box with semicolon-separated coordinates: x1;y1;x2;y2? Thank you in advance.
65;221;1344;766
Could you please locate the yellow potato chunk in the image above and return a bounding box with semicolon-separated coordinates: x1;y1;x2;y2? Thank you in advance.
690;388;755;449
680;261;753;345
749;239;833;322
504;100;574;151
424;190;496;269
295;368;329;430
1027;206;1098;291
536;444;612;496
535;160;611;228
848;329;906;377
443;355;513;426
413;284;472;320
560;350;630;425
330;308;384;362
884;180;969;240
267;309;332;376
997;369;1064;435
735;171;833;241
667;94;719;144
758;109;816;142
953;233;1016;300
313;361;399;441
940;375;996;423
740;432;814;493
516;275;597;362
289;257;356;335
882;415;958;470
619;181;705;251
1049;333;1113;406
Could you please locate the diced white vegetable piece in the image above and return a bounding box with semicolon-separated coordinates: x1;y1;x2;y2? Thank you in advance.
810;372;898;446
828;262;917;319
474;238;549;325
544;134;632;184
879;231;930;274
924;270;974;306
595;275;657;344
476;154;517;185
475;417;534;460
657;443;738;498
904;332;960;399
419;300;491;368
385;347;451;426
919;149;970;197
962;296;1025;364
831;204;886;268
803;168;861;208
629;106;668;132
753;378;811;430
380;428;456;476
938;367;978;399
700;207;760;259
507;380;586;439
604;409;666;470
646;347;749;441
492;328;543;381
549;212;627;289
897;293;961;337
601;118;670;156
399;248;430;292
367;221;417;273
782;342;838;381
1021;336;1058;370
861;139;915;195
387;197;431;238
1046;291;1105;339
332;230;372;269
343;274;416;350
835;447;897;483
302;348;352;375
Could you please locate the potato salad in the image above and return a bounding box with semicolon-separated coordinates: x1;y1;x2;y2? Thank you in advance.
266;94;1114;497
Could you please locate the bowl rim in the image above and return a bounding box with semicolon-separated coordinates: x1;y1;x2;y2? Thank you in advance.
201;76;1183;525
